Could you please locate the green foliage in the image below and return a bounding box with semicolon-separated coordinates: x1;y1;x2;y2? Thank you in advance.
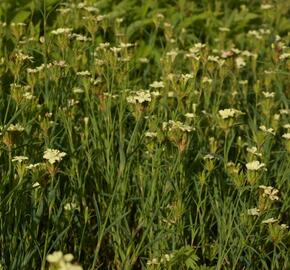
170;246;199;269
0;0;290;269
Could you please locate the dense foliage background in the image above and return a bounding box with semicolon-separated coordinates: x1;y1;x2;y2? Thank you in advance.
0;0;290;269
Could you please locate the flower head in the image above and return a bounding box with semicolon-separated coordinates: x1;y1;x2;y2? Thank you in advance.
46;251;83;270
162;120;194;132
235;57;246;69
218;108;243;119
47;251;64;263
247;208;260;216
259;125;275;135
246;146;262;156
51;28;72;35
282;133;290;140
280;224;289;230
7;123;25;132
126;90;151;104
145;131;157;138
246;160;266;171
259;185;279;201
43;149;66;164
262;218;279;224
149;81;164;88
12;156;28;163
261;4;273;10
262;91;275;98
184;113;195;118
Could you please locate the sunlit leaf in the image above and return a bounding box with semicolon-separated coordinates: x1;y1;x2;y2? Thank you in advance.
11;10;30;23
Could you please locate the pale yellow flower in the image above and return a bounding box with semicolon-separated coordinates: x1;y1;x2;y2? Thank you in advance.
147;258;159;265
51;28;72;35
46;251;83;270
184;113;195;118
167;91;175;97
43;149;66;164
262;218;278;224
23;92;34;100
149;81;164;88
239;80;248;85
164;253;174;262
64;202;79;211
138;57;149;63
262;91;275;98
126;90;151;104
180;73;194;83
219;27;230;32
145;131;157;138
26;163;43;170
235;57;246;69
279;109;289;115
259;185;279;201
247;208;260;216
218;108;243;119
110;47;121;53
32;182;40;188
162;120;194;132
282;133;290;140
259;125;275;135
166;49;178;61
76;70;91;76
241;50;257;58
185;53;200;61
47;251;63;263
261;4;273;10
73;87;84;94
7;123;25;132
246;160;266;171
203;154;215;160
12;156;28;163
208;55;220;63
279;53;290;60
248;30;262;40
189;43;206;53
246;146;262;156
202;76;212;84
